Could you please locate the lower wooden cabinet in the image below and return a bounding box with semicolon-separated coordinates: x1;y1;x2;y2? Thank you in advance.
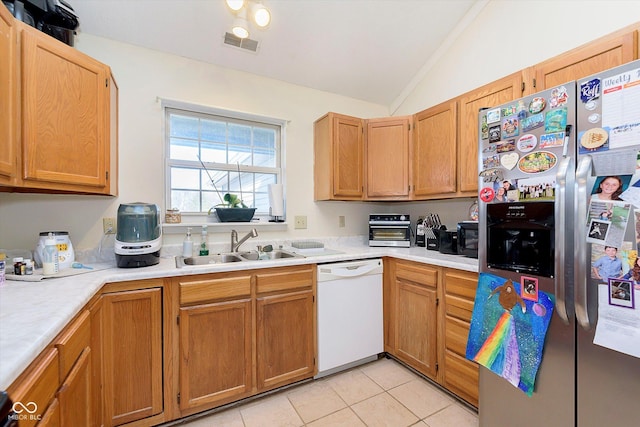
385;258;479;407
102;287;163;426
442;268;479;406
58;348;92;426
256;275;315;391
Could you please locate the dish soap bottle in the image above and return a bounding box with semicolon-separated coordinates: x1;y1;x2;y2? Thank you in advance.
43;232;59;275
199;225;209;256
183;227;193;257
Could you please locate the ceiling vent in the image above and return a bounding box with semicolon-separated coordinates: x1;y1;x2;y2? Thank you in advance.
224;32;259;53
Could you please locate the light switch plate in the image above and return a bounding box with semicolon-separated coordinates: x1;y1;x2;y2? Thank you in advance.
294;215;307;229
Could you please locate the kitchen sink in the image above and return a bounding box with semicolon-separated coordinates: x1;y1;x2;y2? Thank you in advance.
238;249;301;261
175;253;243;268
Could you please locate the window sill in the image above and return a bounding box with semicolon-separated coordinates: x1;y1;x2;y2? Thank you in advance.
162;221;288;234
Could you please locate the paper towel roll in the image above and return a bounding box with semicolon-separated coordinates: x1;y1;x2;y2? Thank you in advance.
268;184;284;217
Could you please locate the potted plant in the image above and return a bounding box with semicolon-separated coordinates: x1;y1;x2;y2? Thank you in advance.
200;157;256;222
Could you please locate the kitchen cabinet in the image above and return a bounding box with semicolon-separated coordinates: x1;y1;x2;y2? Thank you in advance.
412;100;457;198
255;265;316;391
314;112;364;200
102;286;163;426
0;17;118;195
388;259;440;380
177;272;253;413
0;4;17;186
442;268;479;407
457;72;524;195
172;264;315;416
365;116;412;200
524;27;638;94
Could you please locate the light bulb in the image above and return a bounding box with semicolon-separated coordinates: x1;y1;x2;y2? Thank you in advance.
226;0;245;11
232;17;250;39
252;3;271;28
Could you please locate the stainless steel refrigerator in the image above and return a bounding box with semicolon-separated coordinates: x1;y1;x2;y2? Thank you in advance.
476;60;640;427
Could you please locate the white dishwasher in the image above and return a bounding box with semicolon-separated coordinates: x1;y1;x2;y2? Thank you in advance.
316;258;384;378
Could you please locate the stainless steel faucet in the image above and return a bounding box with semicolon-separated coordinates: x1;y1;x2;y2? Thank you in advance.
231;228;258;252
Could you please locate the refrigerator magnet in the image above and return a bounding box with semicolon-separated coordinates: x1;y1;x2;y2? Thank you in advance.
529;97;546;114
608;278;634;309
501;117;519;139
481;116;489;140
521;113;544;132
479;187;495;203
500;152;519;170
549;85;569;108
521;276;539;302
544;108;568;133
539;131;565;149
496;139;516;153
518;151;557;174
486;108;501;124
517;134;537;152
580;78;601;103
489;125;501;143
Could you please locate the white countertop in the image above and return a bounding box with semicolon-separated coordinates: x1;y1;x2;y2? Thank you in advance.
0;243;477;390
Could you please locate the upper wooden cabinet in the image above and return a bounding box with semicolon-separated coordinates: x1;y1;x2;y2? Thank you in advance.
0;17;118;195
0;5;17;186
314;112;364;200
412;100;457;199
457;72;524;195
365;116;412;199
525;27;638;94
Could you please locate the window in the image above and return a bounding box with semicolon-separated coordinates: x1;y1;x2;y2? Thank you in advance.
164;102;284;220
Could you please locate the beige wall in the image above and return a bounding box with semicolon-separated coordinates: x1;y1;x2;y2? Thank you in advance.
1;1;639;252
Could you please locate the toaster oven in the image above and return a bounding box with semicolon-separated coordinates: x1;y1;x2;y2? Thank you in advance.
369;214;411;247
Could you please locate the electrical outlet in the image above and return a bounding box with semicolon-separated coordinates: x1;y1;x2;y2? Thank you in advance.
103;217;116;234
294;215;307;229
339;215;345;228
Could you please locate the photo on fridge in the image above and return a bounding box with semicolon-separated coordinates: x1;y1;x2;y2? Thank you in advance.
608;278;635;309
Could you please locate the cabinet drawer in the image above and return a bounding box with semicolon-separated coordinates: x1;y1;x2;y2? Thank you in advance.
443;350;478;406
255;265;313;294
445;315;471;356
9;348;59;427
180;275;252;305
395;261;438;287
445;294;474;322
444;270;478;299
55;310;90;381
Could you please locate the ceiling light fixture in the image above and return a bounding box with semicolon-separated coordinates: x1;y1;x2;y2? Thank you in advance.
226;0;271;39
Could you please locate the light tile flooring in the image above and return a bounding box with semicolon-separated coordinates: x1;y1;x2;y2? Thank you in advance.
177;358;478;427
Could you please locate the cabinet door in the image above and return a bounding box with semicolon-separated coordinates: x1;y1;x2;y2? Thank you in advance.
396;281;438;379
179;299;252;411
256;290;315;391
333;114;364;198
58;348;92;427
413;101;457;198
530;29;637;93
443;269;479;406
458;72;523;194
0;5;17;185
366;116;411;199
20;24;111;193
102;288;163;426
37;398;60;427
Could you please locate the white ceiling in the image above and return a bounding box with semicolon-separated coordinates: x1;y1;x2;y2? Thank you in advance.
71;0;484;107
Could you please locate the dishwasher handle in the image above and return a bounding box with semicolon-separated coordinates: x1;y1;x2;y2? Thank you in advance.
318;260;382;280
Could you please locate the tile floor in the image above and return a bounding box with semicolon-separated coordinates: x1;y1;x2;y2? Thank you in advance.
177;358;478;427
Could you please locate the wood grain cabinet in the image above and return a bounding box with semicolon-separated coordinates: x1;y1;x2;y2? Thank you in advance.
365;116;412;200
0;4;18;186
442;268;479;407
314;112;365;200
176;272;253;414
0;16;118;195
412;101;457;199
387;259;440;380
101;287;163;426
255;265;316;391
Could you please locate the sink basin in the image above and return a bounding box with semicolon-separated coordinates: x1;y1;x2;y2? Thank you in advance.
175;253;243;268
238;250;301;261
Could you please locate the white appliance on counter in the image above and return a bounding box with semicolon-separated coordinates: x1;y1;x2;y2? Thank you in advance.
315;258;383;378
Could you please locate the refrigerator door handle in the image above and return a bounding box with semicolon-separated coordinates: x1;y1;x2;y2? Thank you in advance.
575;155;593;330
554;157;571;325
